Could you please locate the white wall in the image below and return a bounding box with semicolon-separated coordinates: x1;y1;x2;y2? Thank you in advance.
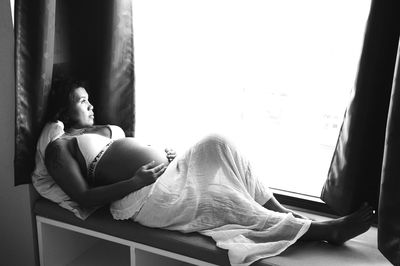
0;0;38;265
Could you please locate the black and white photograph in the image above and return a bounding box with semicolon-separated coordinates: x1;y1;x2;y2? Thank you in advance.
1;0;399;265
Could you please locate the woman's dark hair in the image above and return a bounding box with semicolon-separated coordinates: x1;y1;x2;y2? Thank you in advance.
46;78;88;127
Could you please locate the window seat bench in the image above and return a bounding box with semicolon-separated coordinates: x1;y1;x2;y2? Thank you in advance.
34;198;390;266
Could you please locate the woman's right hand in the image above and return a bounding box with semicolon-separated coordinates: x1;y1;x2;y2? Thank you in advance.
134;161;167;187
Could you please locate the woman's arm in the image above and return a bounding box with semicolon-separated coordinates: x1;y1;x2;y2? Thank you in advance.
45;140;165;208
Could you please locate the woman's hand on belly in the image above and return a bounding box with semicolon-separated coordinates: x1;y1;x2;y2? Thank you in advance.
134;161;167;187
165;148;177;162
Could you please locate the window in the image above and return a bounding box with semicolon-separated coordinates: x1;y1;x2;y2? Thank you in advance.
133;0;371;198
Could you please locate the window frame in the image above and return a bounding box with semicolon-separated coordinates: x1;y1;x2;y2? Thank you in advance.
272;188;337;216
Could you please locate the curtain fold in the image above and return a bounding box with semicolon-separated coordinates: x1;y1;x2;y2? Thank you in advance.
96;0;135;137
14;0;135;185
320;0;400;214
320;0;400;263
14;0;56;185
379;42;400;265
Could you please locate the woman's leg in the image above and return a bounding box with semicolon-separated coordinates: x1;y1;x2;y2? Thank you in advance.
299;204;374;244
199;134;275;205
263;196;310;219
193;135;374;243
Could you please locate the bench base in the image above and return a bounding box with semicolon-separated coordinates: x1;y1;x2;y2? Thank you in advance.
37;216;215;266
34;199;390;266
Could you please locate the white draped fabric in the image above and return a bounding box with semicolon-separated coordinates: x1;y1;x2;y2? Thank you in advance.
111;134;311;266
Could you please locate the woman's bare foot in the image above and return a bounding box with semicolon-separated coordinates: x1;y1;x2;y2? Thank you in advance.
326;204;374;245
301;204;374;244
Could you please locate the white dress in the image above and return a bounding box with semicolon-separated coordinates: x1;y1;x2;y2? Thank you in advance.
110;134;311;266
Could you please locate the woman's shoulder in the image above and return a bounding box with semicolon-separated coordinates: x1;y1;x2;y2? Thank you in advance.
46;137;74;153
45;136;80;161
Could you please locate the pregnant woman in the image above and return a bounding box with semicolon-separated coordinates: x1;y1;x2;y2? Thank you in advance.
43;79;374;265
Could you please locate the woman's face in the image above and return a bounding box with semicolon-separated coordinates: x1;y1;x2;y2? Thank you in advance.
68;87;94;128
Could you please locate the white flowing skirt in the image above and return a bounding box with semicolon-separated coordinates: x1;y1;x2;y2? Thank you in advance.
110;134;311;266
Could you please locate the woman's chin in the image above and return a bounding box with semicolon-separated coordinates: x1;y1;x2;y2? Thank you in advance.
85;120;94;127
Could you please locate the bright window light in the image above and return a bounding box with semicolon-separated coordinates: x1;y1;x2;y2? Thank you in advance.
9;0;14;26
133;0;371;197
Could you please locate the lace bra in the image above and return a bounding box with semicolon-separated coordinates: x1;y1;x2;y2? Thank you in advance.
76;134;113;180
74;125;125;182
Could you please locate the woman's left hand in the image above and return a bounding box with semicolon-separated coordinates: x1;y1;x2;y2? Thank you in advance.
165;148;177;162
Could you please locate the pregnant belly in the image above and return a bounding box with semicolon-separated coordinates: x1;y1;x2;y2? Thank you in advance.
94;138;169;185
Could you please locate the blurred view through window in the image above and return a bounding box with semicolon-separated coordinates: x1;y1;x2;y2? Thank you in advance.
133;0;371;197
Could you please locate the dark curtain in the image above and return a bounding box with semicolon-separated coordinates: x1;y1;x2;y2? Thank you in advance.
379;45;400;265
320;0;400;264
14;0;135;185
14;0;56;185
321;0;400;213
60;0;135;135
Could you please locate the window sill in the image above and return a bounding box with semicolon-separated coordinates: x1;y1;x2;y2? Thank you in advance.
272;188;379;226
271;188;337;217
